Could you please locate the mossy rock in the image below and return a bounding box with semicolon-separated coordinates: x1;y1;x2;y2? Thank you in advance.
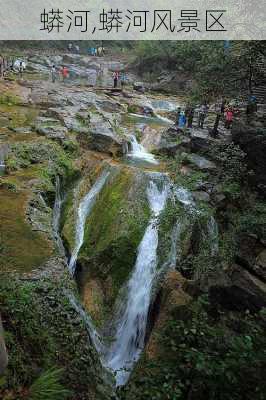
77;166;151;327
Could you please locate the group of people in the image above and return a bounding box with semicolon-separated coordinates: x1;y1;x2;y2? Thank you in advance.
51;65;69;83
113;71;127;89
67;43;80;53
175;103;209;129
89;47;105;57
175;100;241;132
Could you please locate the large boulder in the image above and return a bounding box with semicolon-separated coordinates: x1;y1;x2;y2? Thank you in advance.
232;120;266;197
79;113;124;156
189;129;216;152
210;264;266;312
185;153;217;171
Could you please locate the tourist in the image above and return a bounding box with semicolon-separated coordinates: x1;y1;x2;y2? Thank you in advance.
179;111;186;128
51;65;57;83
113;71;119;88
68;43;73;52
175;107;181;126
121;71;126;89
224;107;233;129
19;61;24;79
198;103;208;129
60;66;69;83
187;107;195;128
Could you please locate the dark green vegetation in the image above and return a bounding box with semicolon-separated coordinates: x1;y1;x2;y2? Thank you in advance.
133;41;266;100
0;275;110;400
120;296;266;400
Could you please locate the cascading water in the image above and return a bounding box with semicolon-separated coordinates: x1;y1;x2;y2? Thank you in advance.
127;134;158;165
68;170;110;275
67;291;104;353
104;177;169;386
52;176;65;256
174;186;195;208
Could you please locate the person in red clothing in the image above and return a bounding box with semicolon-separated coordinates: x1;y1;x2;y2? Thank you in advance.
60;66;69;82
224;107;233;129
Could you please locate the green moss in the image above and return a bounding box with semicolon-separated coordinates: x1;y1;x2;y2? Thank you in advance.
78;168;150;324
0;187;53;272
0;275;111;400
0;93;22;106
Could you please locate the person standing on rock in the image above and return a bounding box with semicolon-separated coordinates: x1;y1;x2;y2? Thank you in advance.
19;61;24;79
198;103;208;129
179;111;186;128
51;65;57;83
60;66;69;83
121;71;126;90
113;71;119;88
224;107;233;129
175;107;181;127
187;107;195;128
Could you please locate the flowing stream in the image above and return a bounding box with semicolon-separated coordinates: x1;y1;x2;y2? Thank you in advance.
68;170;110;275
52;176;65;256
127;134;158;165
103;177;169;386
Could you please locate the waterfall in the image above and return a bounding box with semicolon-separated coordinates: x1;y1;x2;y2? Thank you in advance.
52;176;65;256
104;178;169;386
153;112;173;124
67;291;104;354
68;170;110;275
127;134;158;165
174;186;195;207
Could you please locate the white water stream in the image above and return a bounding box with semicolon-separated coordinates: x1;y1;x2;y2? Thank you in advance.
52;176;65;256
127;134;158;165
68;170;110;275
103;178;169;386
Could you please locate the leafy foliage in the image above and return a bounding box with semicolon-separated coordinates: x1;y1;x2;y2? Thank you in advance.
0;276;107;400
120;298;266;400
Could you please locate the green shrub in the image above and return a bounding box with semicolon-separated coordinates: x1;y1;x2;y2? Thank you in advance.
28;368;71;400
120;298;266;400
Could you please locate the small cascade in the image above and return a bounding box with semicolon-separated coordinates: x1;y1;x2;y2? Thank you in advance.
174;186;195;208
68;170;110;275
67;292;104;354
127;134;158;165
104;177;169;386
52;176;65;256
150;99;178;112
153;112;174;124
